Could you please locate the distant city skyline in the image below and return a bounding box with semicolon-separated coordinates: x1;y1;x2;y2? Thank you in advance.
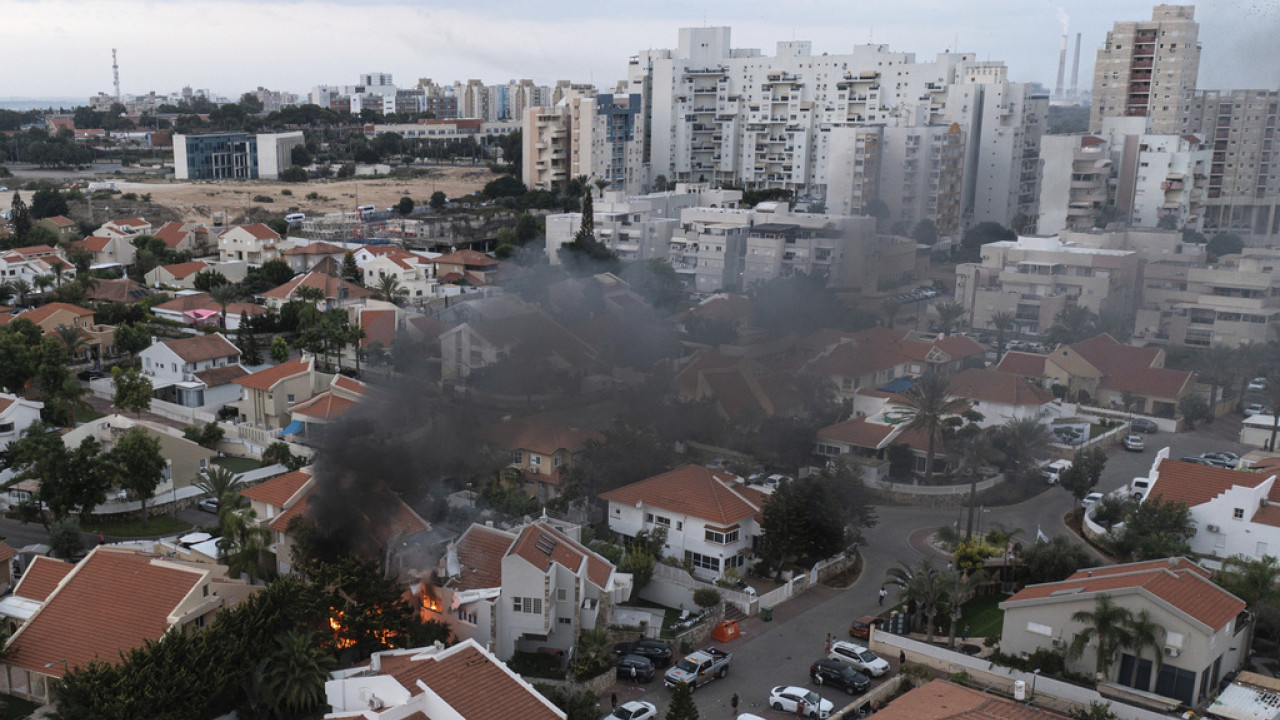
3;0;1276;103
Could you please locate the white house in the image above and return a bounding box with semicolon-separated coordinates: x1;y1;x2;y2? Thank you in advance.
600;464;767;580
217;224;282;265
433;519;630;660
0;394;43;452
355;246;438;304
139;333;245;408
947;367;1057;426
1139;448;1280;568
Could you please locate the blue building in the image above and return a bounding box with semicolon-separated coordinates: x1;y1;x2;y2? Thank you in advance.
174;133;259;180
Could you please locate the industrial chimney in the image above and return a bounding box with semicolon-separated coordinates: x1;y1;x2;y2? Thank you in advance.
1054;34;1068;99
1069;32;1082;100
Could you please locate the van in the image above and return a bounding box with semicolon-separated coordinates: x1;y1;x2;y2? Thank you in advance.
1130;477;1151;500
284;213;305;224
356;204;376;217
1043;459;1072;484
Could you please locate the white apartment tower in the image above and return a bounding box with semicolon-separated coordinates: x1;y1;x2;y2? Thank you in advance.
1090;5;1200;134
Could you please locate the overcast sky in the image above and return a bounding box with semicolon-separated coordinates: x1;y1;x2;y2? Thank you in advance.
2;0;1277;102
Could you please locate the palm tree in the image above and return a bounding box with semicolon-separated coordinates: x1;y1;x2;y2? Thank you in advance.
32;274;54;296
1196;345;1238;417
294;284;325;308
218;506;275;583
48;259;69;288
881;298;902;329
939;569;985;649
196;466;240;509
998;417;1052;480
1123;609;1164;689
1067;594;1134;679
52;324;88;361
900;373;968;483
884;559;945;643
1045;304;1099;347
1216;554;1280;607
256;630;336;718
934;302;966;335
346;323;367;376
373;275;408;306
959;432;1003;539
990;311;1015;363
10;278;31;307
209;283;241;330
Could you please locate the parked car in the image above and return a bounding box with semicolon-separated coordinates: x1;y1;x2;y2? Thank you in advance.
1249;377;1268;391
809;658;870;695
1202;451;1240;464
1130;478;1151;500
1043;459;1072;485
1246;403;1267;416
615;654;656;683
76;369;106;381
663;647;732;690
614;639;673;667
769;686;834;719
198;498;220;513
848;615;882;640
828;641;890;677
1130;418;1159;434
1197;453;1237;469
1082;492;1104;507
1122;434;1144;452
605;701;656;720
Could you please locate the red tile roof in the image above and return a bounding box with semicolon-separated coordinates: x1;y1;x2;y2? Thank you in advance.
448;525;516;592
289;392;358;421
873;679;1064;720
42;216;75;228
0;396;14;414
193;364;249;388
10;245;59;257
234;357;313;392
994;351;1048;377
160;333;239;363
72;236;110;252
600;465;768;525
238;223;280;240
1148;458;1269;509
282;242;345;256
510;522;613;589
269;486;313;534
160;261;210;280
240;469;313;508
950;368;1054;406
6;549;207;676
0;542;16;565
112;217;149;228
84;278;151;304
817;417;897;449
262;272;372;301
153;222;190;249
484;417;602;457
375;642;562;720
1005;560;1244;631
13;557;72;602
434;249;498;268
1068;334;1191;398
361;309;397;349
1065;557;1207;580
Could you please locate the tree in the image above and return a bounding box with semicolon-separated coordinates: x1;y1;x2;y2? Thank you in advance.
1216;554;1280;643
939;569;984;648
341;251;361;284
262;441;304;471
991;311;1016;363
958;222;1015;262
934;302;966;334
5;423;113;526
111;321;149;359
9;190;31;239
192;268;229;292
29;187;68;219
48;517;86;560
665;678;700;720
1045;305;1099;347
196;464;239;505
884;559;944;642
256;630;337;718
396;196;415;216
1206;232;1244;260
1070;702;1120;720
881;298;902;328
373;275;408;306
270;335;291;364
959;432;1002;539
235;312;263;365
111;366;152;417
911;219;939;246
1060;446;1107;506
53;323;88;361
109;426;166;529
291;144;313;167
220;504;275;582
209;282;240;329
259;259;296;288
1125;608;1165;686
1177;394;1211;429
899;374;968;483
1022;534;1093;583
183;422;225;450
429;190;447;210
1067;594;1134;678
483;175;527;199
1112;496;1194;561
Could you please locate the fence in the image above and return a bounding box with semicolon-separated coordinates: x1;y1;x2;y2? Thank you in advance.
1059;402;1179;433
869;632;1172;720
863;474;1005;497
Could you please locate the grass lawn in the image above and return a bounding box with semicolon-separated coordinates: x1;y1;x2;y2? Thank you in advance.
75;407;105;423
1;694;39;719
627;598;683;635
958;593;1008;638
213;456;265;474
84;514;193;538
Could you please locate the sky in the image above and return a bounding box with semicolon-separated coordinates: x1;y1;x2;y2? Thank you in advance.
2;0;1277;102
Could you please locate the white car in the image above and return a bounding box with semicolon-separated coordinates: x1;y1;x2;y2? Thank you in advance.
1249;377;1267;391
1247;403;1267;416
1082;492;1104;507
769;686;833;719
829;640;890;677
605;701;656;720
1043;459;1072;485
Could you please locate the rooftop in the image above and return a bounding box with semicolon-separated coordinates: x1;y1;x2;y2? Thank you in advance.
600;464;767;526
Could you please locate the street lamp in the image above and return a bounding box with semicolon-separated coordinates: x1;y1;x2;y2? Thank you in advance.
1030;668;1041;700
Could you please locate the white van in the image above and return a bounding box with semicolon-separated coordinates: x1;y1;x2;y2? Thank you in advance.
356;204;376;217
284;213;305;224
1043;459;1072;484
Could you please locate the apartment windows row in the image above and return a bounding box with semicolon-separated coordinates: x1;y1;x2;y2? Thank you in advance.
512;597;543;614
645;512;682;531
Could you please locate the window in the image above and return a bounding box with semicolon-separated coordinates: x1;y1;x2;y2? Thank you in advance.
557;588;568;602
705;529;740;544
684;551;720;571
655;515;671;527
531;455;542;466
286;394;295;403
645;512;654;523
558;617;572;625
0;423;13;433
1234;507;1245;519
513;597;543;614
510;451;522;464
553;456;562;467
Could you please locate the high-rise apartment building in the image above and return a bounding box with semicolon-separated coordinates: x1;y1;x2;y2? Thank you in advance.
1089;5;1200;133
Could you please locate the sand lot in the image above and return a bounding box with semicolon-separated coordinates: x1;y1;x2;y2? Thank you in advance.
105;165;494;224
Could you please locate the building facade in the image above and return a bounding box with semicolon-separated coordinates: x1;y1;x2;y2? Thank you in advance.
1090;5;1201;134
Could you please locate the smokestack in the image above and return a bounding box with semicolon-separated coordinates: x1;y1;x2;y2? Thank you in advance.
1069;33;1082;100
1055;34;1068;99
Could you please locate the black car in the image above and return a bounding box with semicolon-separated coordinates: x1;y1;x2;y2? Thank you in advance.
76;369;106;381
810;658;870;695
1131;418;1159;434
614;639;673;667
615;654;656;683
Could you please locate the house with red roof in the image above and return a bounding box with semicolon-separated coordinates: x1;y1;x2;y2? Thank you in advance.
91;217;152;244
150;292;266;331
83;277;152;305
287;374;373;439
433;249;499;285
356;246;438;303
0;246;66;288
1000;556;1249;706
0;556;71;636
10;302;115;360
432;519;627;660
152;221;212;255
259;271;373;311
0;546;257;704
139;332;245;408
0;393;43;453
948;367;1056;425
233;356;332;430
324;638;565;720
144;260;212;289
801;327;986;401
600;465;768;581
281;241;348;274
1018;333;1194;418
1134;448;1280;567
482;417;603;501
33;216;77;241
217;224;282;265
438;298;599;386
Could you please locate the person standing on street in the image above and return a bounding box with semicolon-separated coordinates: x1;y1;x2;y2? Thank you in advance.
878;587;887;606
731;692;739;716
611;692;618;711
900;649;907;666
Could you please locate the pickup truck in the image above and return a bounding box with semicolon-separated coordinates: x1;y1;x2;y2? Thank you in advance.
663;647;732;691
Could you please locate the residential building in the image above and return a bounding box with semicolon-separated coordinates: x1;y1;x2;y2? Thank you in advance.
149;292;266;331
947;367;1056;425
68;234;135;268
7;302;115;360
238;469;313;575
872;680;1071;720
0;546;258;705
995;333;1193;417
1178;89;1280;242
1138;248;1280;348
0;246;65;287
83;278;152;305
217;224;281;265
0;556;71;636
432;250;500;287
34;216;77;241
954;235;1141;336
431;520;627;660
91;217;153;244
139;333;245;408
523;104;573;191
1000;557;1247;706
255;131;304;180
482;417;603;502
800;327;986;401
879;123;966;237
234;356;332;430
173;132;259;180
324;639;565;720
152;221;213;256
1090;5;1201;134
144;261;212;289
62;415;216;497
259;271;373;311
438;299;597;385
823;126;882;218
600;464;768;580
280;241;347;274
286;374;373;441
0;393;43;452
1106;122;1211;231
817;406;948;475
354;246;438;303
1037;134;1112;234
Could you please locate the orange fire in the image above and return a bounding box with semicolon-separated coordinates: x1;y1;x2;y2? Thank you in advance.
328;607;399;650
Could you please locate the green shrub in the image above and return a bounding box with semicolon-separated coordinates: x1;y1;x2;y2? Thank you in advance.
252;194;274;203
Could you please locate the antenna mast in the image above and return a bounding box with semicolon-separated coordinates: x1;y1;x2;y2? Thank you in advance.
112;49;121;103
